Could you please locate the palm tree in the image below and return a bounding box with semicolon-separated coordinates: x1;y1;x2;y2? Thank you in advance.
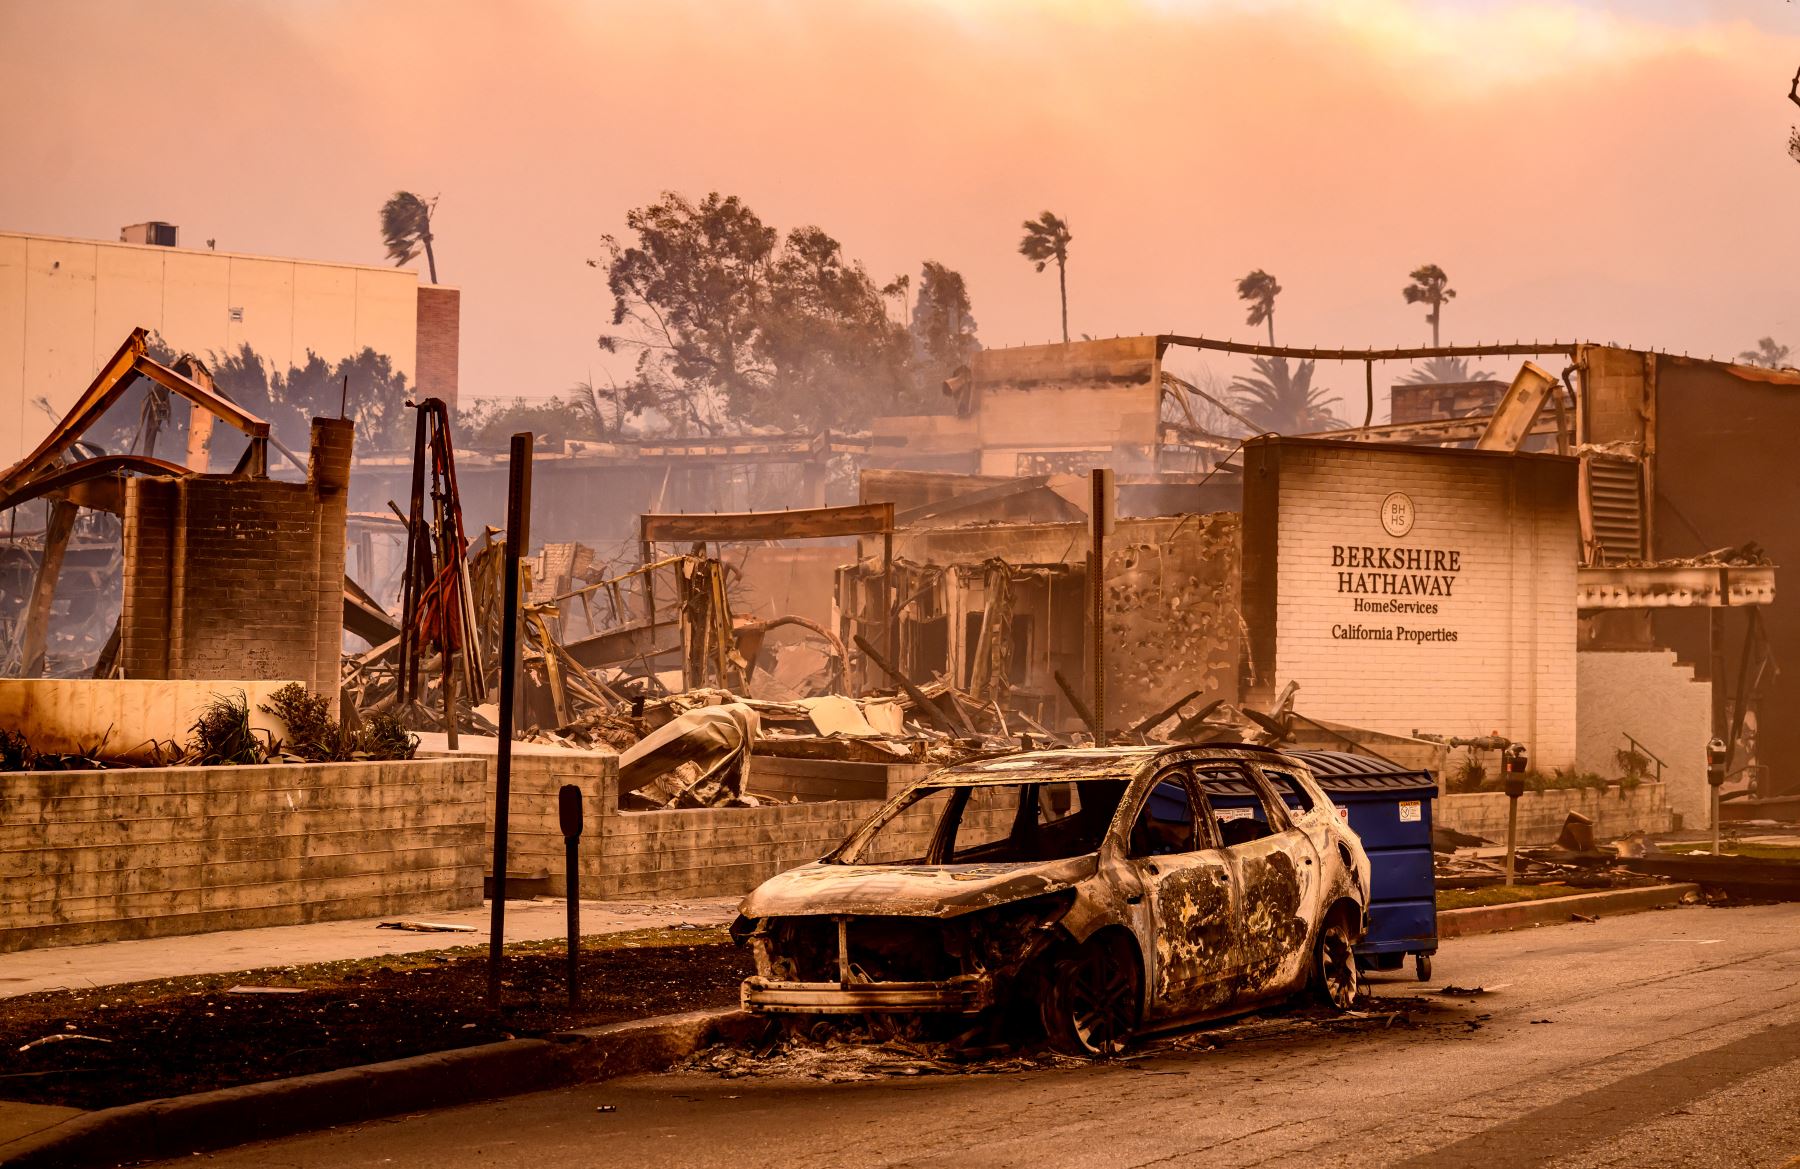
1402;263;1455;346
1018;211;1073;343
1230;357;1345;433
1236;270;1282;346
1739;337;1792;368
1398;355;1495;385
380;191;439;284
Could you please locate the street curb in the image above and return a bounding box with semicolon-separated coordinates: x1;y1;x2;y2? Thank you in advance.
1437;883;1701;939
0;1007;761;1169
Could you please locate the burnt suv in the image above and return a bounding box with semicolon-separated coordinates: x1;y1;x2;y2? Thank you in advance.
731;743;1372;1055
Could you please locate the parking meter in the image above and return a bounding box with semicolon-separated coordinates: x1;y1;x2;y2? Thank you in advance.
1502;744;1528;882
1503;744;1528;800
559;784;584;1006
1707;738;1728;855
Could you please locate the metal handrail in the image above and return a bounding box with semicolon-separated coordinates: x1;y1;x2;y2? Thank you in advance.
1620;732;1666;783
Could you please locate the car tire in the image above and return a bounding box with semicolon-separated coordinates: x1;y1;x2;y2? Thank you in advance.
1041;935;1139;1058
1312;912;1361;1011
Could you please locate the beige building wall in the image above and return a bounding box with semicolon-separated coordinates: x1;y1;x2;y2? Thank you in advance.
0;231;421;468
1576;649;1711;826
1244;438;1580;768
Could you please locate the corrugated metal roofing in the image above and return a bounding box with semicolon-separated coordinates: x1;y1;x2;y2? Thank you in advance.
1282;749;1437;795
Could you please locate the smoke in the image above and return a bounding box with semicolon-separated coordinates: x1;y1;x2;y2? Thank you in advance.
1;0;1795;402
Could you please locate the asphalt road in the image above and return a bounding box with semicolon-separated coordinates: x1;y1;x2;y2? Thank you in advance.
150;902;1800;1169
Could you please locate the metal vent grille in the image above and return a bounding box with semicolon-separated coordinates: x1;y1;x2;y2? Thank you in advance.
1588;457;1644;563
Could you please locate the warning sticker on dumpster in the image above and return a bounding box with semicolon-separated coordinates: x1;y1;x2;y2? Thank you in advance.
1398;800;1423;822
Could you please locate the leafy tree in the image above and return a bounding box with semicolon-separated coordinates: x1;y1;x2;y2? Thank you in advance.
1235;270;1282;346
1739;337;1792;369
597;192;777;433
1229;356;1344;434
910;261;979;382
750;226;913;429
881;273;911;327
1018;210;1073;343
314;348;413;454
597;191;940;432
1398;355;1496;385
380;192;439;284
1402;264;1456;347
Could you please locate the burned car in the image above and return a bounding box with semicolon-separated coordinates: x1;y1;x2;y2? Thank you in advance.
731;743;1372;1056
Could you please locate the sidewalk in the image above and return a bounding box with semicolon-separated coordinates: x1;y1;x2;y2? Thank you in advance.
0;896;741;999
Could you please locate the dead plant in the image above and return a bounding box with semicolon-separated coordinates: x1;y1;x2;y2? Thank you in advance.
188;692;266;766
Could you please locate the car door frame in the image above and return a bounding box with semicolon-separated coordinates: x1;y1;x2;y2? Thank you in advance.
1118;764;1244;1023
1195;762;1323;1001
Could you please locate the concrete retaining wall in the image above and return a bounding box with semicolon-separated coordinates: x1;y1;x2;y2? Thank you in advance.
0;758;487;953
1434;782;1672;847
746;755;929;802
420;735;929;901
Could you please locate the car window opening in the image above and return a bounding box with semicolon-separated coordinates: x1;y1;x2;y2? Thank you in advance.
1131;776;1199;857
841;780;1127;866
1195;768;1284;849
1260;769;1321;819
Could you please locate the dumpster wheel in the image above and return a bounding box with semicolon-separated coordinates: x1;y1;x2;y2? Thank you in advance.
1414;952;1432;982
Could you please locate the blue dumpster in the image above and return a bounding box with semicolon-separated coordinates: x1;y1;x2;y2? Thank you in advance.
1284;750;1438;981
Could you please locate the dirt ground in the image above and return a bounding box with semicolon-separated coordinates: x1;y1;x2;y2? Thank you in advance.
0;926;750;1111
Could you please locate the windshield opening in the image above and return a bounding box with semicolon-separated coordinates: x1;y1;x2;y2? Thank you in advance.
840;780;1127;865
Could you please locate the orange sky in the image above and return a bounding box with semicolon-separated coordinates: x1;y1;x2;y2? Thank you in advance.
3;0;1798;418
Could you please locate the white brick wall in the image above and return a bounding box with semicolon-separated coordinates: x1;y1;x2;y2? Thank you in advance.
1272;445;1579;767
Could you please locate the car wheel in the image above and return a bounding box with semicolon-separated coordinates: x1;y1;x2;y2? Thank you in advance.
1312;913;1361;1011
1041;936;1139;1058
1414;952;1433;982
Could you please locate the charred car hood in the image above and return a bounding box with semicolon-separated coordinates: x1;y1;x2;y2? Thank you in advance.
740;854;1097;920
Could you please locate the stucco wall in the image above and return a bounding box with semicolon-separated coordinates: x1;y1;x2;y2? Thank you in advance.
1576;650;1711;827
0;758;487;952
0;678;293;765
0;232;421;467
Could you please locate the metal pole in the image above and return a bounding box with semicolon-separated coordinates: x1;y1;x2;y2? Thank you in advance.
559;784;584;1010
1089;469;1111;747
1504;794;1520;884
488;432;533;1009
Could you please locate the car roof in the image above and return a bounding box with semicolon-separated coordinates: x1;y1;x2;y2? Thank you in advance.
927;743;1282;786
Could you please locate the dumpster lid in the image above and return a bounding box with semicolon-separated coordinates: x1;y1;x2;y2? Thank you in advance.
1281;750;1438;796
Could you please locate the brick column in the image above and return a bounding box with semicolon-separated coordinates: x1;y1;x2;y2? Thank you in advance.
309;418;355;695
119;477;180;678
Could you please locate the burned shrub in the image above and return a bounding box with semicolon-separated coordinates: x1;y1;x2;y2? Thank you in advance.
260;683;346;761
259;683;417;762
0;727;34;772
188;691;267;766
362;710;419;760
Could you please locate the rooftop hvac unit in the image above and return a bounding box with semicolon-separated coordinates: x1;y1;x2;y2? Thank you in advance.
120;221;178;247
